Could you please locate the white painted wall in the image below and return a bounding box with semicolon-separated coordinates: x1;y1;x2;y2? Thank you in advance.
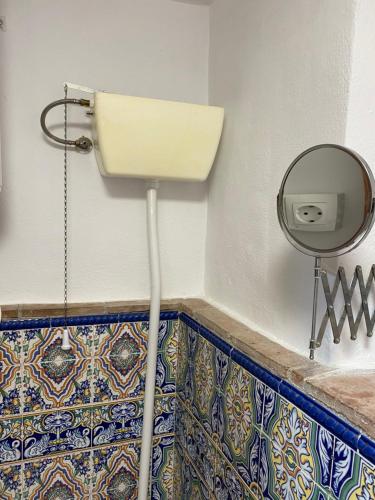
2;0;374;366
323;0;375;367
205;0;363;366
0;0;209;303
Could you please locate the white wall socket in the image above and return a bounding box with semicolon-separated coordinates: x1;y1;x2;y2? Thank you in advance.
284;193;343;232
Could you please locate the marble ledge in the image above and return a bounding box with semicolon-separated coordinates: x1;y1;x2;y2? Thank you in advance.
181;299;375;441
1;297;374;440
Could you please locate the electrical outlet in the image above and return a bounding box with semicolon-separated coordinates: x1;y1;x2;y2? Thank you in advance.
296;204;323;223
284;194;343;232
0;17;6;31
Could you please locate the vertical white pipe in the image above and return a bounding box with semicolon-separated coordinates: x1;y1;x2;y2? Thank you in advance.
138;180;161;500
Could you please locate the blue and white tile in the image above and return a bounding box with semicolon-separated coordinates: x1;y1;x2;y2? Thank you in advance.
313;425;334;491
191;335;216;432
151;435;175;498
214;455;254;499
0;462;22;499
92;441;140;500
23;358;92;411
0;365;23;417
93;354;146;402
94;322;147;358
23;327;90;364
330;438;360;499
155;351;176;395
259;431;326;500
219;359;260;482
92;395;174;447
0;418;22;464
23;451;91;499
261;386;278;435
343;455;375;499
153;395;175;436
194;423;216;492
0;330;22;365
23;408;91;459
92;401;143;446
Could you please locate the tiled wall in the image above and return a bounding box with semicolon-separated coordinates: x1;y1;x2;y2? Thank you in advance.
1;308;374;499
175;314;375;500
0;312;178;499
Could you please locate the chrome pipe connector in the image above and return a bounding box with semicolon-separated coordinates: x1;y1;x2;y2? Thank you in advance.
40;98;93;151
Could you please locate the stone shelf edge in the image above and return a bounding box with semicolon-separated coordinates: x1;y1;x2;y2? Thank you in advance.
2;297;374;440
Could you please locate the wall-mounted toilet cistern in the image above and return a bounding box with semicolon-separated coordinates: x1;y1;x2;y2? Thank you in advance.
40;87;224;500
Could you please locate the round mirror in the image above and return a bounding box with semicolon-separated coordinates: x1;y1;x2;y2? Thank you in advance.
277;144;375;257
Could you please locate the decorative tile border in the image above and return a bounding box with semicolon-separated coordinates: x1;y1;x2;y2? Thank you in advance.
1;305;374;498
0;310;179;499
178;312;375;499
0;310;178;331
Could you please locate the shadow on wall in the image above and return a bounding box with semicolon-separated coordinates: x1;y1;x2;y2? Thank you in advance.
272;246;314;350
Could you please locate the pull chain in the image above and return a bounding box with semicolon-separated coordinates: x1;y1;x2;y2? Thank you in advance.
62;84;71;351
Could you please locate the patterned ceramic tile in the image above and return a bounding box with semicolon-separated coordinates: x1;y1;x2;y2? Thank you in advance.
173;441;184;499
259;423;328;499
176;398;218;494
261;386;278;435
210;389;225;448
176;448;211;500
194;422;216;492
0;418;22;464
72;324;95;355
23;408;91;459
186;323;199;360
214;454;254;500
92;395;175;447
155;350;176;395
344;454;375;499
177;322;201;407
92;441;140;499
313;426;334;492
270;399;316;494
23;358;92;411
153;395;175;436
0;462;22;499
182;361;195;406
175;400;197;465
214;346;230;390
92;400;143;446
0;365;23;417
176;320;188;398
23;327;90;364
158;319;179;353
330;438;372;499
219;359;261;485
253;379;266;428
191;335;216;433
0;330;22;365
175;397;186;449
93;354;146;402
151;435;175;497
264;394;337;499
23;451;91;498
93;322;147;359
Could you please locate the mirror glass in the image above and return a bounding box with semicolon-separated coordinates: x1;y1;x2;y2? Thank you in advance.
278;144;375;257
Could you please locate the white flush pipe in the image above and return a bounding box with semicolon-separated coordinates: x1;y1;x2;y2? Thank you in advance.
138;180;161;500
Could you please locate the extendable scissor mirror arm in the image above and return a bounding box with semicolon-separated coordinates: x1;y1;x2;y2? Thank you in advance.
40;98;93;151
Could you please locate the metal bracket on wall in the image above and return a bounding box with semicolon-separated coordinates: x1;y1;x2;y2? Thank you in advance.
309;263;375;359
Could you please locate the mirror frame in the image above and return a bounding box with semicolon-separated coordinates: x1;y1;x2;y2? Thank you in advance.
277;144;375;257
